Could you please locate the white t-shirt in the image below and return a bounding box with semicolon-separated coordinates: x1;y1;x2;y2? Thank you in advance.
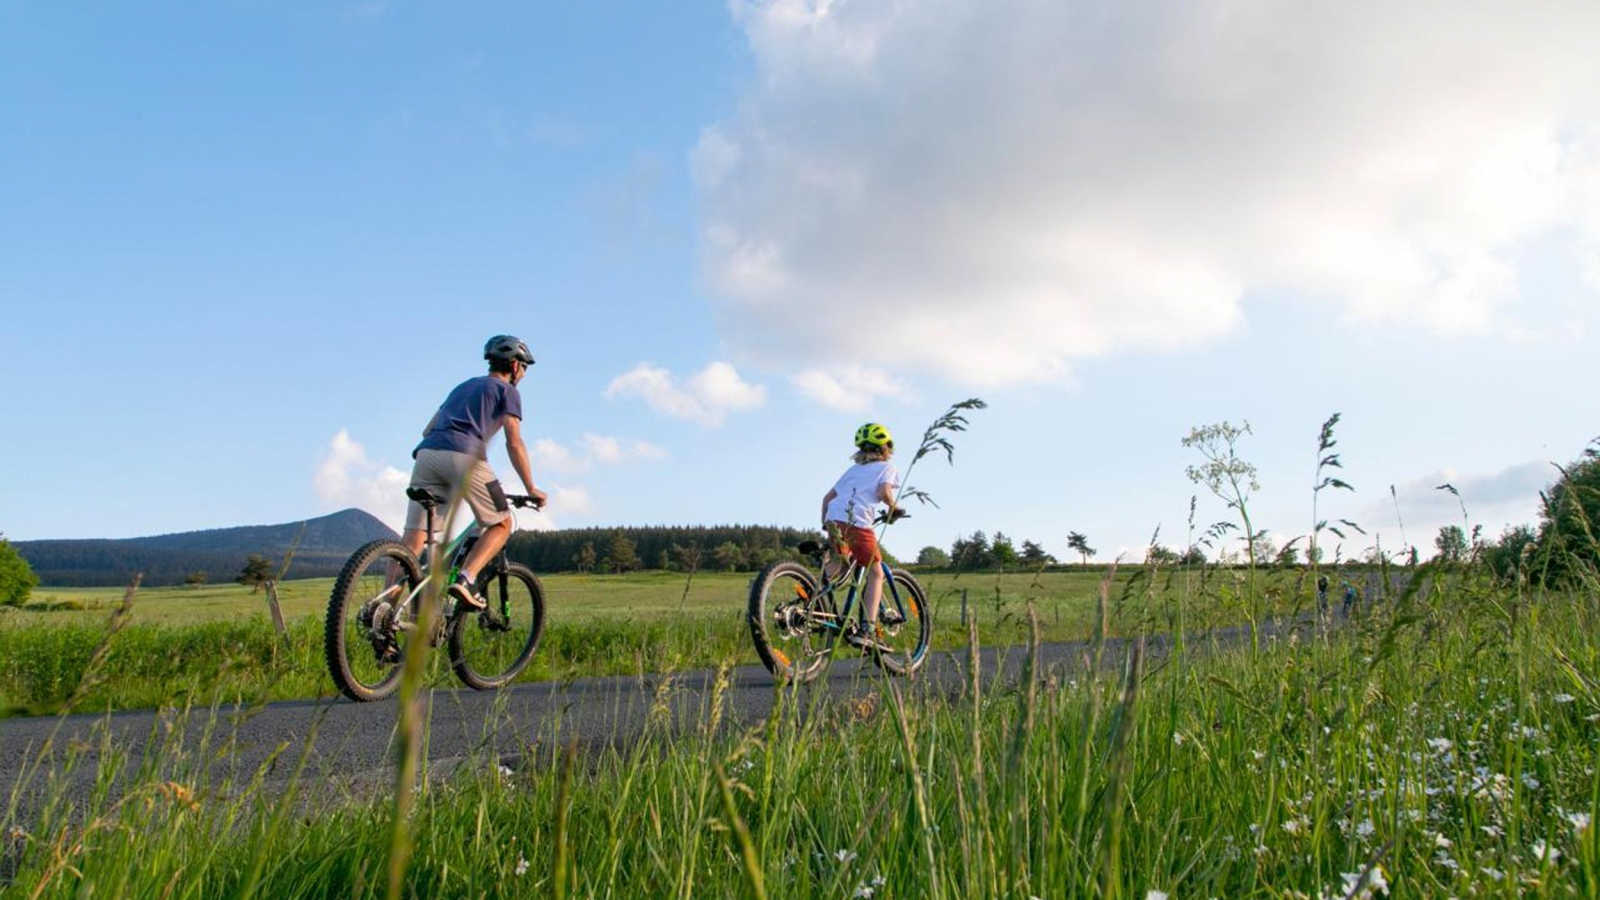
825;461;901;529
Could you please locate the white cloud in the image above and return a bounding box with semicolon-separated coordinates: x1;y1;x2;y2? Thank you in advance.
697;0;1600;387
519;484;595;532
1367;460;1554;546
532;434;670;474
791;365;911;412
605;361;766;426
531;438;585;474
314;430;410;530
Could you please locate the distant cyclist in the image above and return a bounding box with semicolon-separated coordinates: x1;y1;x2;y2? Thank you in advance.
403;335;548;610
820;423;903;651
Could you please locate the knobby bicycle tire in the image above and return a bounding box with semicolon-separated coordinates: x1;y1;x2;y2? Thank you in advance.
448;562;546;690
748;560;833;683
872;568;932;676
325;539;423;702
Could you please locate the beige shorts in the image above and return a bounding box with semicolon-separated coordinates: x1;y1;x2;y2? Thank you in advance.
404;449;512;535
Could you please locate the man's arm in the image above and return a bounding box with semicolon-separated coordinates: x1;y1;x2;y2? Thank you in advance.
502;417;548;507
821;488;837;524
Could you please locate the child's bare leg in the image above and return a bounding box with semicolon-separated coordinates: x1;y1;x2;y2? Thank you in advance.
861;561;885;626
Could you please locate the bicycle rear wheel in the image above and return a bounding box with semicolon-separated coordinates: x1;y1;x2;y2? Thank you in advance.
325;540;423;702
448;563;545;690
748;561;836;683
872;568;932;676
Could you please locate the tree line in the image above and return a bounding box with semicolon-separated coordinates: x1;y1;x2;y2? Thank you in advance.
504;524;828;574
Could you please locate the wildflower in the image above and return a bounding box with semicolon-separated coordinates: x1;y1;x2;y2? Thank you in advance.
1481;867;1505;881
872;874;886;888
1174;732;1186;746
1520;774;1540;791
1426;737;1453;754
515;855;530;877
1433;832;1453;849
1567;811;1592;833
1339;864;1389;899
1554;693;1576;704
1433;852;1459;872
1355;820;1375;840
1282;816;1309;836
1147;891;1170;900
498;765;513;779
835;849;858;865
1481;824;1504;838
1531;840;1561;863
853;885;874;899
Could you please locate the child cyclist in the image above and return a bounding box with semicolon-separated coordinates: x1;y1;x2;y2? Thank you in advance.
821;423;904;652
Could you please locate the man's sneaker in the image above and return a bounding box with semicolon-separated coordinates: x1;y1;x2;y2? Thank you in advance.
844;622;889;653
448;574;486;612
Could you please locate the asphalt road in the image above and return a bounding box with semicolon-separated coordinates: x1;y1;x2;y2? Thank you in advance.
0;620;1299;810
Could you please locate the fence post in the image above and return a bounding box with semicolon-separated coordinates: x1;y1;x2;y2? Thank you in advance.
264;579;288;637
960;588;969;627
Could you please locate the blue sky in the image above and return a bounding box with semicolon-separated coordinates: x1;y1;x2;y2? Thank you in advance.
3;0;1597;565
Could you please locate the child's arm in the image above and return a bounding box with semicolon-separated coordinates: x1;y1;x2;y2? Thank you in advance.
821;489;837;524
877;482;899;516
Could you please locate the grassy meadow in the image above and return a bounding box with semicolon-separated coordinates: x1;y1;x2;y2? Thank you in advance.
0;564;1330;717
2;561;1595;898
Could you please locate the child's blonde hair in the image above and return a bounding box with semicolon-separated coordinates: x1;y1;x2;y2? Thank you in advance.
852;444;893;465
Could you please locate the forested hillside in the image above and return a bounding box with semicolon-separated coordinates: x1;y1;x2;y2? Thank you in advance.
16;509;398;587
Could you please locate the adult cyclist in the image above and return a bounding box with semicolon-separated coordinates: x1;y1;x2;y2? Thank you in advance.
403;335;548;610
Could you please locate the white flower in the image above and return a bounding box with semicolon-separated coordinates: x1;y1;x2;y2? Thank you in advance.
1531;840;1561;863
1481;866;1505;881
834;849;858;865
1433;832;1453;849
1282;816;1309;836
1427;738;1453;754
1568;811;1592;833
1481;824;1504;838
1555;693;1576;704
1174;732;1186;746
1340;865;1389;899
853;885;874;899
1355;820;1375;839
1520;774;1541;791
498;765;514;779
1147;891;1170;900
514;855;529;877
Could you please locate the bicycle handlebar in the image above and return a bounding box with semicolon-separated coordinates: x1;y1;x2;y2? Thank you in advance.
508;494;545;510
873;508;910;525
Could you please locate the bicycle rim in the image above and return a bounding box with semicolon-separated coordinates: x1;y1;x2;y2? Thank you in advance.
449;564;545;690
749;561;835;682
325;540;421;702
874;568;931;676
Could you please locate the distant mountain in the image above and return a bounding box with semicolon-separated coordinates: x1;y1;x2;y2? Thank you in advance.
16;509;399;587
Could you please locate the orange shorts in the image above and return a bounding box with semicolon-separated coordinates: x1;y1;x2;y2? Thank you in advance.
825;521;880;564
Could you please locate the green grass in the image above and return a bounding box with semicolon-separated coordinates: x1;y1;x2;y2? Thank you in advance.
3;568;1596;898
0;566;1315;716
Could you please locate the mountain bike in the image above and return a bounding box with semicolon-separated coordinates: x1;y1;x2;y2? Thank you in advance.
747;517;931;682
324;487;546;702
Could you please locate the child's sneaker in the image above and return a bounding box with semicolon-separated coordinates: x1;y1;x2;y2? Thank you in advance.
844;622;888;653
447;573;486;611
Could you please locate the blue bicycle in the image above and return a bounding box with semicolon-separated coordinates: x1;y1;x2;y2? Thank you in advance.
324;487;545;702
747;527;931;682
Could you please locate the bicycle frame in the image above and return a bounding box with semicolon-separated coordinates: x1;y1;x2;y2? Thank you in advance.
811;557;910;638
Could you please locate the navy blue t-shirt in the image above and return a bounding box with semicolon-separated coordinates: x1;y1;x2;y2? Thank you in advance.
414;376;523;459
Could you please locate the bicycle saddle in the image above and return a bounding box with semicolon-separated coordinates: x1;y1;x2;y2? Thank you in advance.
405;487;447;508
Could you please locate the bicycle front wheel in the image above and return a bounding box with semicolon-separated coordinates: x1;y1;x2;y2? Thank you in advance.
873;568;932;676
748;561;835;683
325;540;423;702
448;563;545;690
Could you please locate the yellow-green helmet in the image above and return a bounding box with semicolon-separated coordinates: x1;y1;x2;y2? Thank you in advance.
854;423;893;449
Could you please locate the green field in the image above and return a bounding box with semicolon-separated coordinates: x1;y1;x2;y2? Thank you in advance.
0;566;1313;716
3;564;1594;898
